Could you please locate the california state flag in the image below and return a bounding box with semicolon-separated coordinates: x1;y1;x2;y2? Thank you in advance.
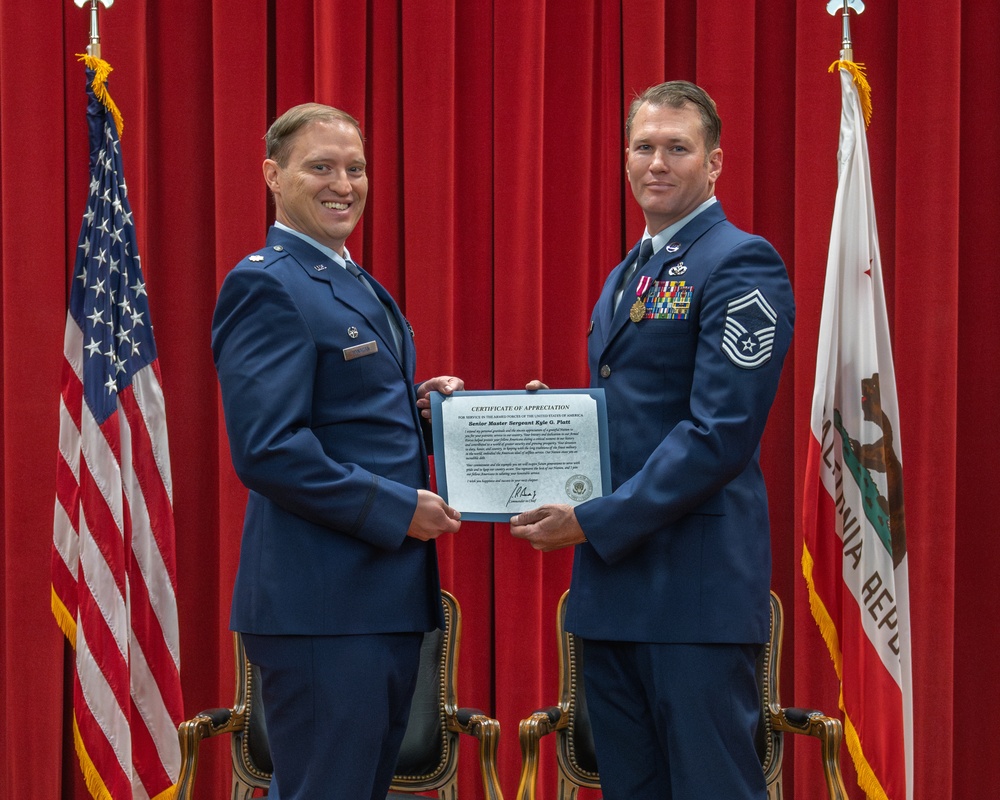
802;62;913;800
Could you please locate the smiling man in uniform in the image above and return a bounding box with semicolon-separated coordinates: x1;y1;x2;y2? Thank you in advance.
213;103;463;800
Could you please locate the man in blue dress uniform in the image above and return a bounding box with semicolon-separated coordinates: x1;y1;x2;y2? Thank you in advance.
512;81;795;800
213;103;463;800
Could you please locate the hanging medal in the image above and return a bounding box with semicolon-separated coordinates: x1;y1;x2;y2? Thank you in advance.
630;275;653;322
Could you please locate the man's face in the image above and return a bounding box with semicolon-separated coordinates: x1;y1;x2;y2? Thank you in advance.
263;119;368;255
625;101;722;235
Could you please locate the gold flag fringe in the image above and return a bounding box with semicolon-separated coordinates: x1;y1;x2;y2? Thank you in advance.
803;543;892;800
801;543;844;679
51;586;78;644
73;692;181;799
843;706;892;800
152;782;181;800
77;53;124;138
829;59;873;128
73;715;114;800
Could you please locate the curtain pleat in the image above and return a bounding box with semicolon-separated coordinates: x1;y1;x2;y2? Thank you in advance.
1;1;70;798
954;0;1000;786
0;1;992;798
491;0;557;789
894;6;961;798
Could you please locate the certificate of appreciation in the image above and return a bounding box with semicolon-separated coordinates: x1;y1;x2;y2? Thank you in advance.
429;389;611;522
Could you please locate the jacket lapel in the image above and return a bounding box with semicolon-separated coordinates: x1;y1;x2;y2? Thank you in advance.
601;203;728;350
598;242;639;341
266;228;405;368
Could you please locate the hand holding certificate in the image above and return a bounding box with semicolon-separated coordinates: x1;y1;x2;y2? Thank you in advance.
429;389;611;522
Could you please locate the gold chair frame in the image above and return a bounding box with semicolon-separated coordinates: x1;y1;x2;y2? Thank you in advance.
177;590;503;800
516;590;848;800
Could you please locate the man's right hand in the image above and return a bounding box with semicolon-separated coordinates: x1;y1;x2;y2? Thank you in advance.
406;489;462;540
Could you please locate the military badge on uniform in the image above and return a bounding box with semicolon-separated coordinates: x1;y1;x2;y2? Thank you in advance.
643;280;693;320
629;298;647;323
721;288;778;369
632;278;695;322
249;254;264;262
630;276;654;322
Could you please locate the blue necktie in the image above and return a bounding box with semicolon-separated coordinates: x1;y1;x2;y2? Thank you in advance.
626;238;654;284
345;260;403;356
615;238;654;312
345;258;375;293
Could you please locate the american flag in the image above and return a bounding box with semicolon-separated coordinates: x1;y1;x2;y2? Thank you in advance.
51;55;184;800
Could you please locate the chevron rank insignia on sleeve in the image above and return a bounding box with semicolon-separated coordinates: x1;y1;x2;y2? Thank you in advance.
721;288;778;369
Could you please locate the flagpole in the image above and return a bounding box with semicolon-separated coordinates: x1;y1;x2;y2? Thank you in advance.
826;0;864;60
809;5;913;800
826;0;872;127
55;6;186;796
73;0;115;59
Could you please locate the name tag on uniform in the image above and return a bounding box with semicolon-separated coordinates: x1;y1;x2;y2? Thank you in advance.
343;340;378;361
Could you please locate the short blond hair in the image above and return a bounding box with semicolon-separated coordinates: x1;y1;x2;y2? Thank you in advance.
264;103;364;166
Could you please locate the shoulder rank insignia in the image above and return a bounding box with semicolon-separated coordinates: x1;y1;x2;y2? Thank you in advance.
721;288;778;369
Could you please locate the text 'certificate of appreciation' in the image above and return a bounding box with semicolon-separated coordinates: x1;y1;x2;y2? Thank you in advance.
430;389;611;522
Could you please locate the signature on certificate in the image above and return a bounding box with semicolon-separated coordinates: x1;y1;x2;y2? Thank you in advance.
507;482;538;507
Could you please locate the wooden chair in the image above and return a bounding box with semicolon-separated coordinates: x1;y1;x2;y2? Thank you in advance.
177;590;503;799
515;589;848;800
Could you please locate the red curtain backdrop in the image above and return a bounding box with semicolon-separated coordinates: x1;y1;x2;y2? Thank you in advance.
2;1;996;798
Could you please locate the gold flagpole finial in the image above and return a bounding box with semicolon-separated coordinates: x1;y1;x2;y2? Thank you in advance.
73;0;115;59
826;0;865;62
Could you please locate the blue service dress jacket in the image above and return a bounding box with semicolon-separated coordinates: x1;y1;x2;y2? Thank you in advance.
212;226;442;637
570;201;795;646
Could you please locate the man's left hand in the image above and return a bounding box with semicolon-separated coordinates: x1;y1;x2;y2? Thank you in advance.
416;375;464;419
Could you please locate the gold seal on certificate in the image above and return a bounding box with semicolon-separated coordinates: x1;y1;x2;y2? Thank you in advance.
565;474;594;502
429;389;611;522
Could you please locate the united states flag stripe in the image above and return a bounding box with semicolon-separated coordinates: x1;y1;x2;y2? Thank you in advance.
50;54;183;800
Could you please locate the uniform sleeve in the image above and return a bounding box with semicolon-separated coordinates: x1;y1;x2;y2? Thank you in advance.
212;265;417;550
576;235;795;563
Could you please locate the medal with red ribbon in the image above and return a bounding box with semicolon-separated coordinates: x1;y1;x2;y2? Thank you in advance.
629;274;653;322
